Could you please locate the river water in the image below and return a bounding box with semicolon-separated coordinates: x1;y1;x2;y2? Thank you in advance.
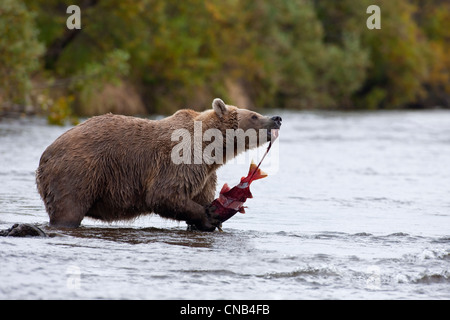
0;110;449;299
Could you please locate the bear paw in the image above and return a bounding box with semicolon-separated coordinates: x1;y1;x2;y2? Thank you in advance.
187;205;222;232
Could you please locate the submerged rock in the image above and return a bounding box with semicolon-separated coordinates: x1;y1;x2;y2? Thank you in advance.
0;223;47;237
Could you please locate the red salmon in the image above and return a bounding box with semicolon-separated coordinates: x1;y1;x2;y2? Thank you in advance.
210;129;279;229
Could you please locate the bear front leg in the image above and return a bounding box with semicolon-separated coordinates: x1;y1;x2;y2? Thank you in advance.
183;199;220;232
187;173;219;231
147;171;220;231
151;195;220;231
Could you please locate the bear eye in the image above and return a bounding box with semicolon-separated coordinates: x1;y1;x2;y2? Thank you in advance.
251;115;258;120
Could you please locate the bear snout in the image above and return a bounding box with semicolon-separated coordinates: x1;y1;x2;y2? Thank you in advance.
270;116;282;129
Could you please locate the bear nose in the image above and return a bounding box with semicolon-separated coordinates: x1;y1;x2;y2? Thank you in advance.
271;116;282;127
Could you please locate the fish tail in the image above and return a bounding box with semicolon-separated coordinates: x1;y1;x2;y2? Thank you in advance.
247;160;268;181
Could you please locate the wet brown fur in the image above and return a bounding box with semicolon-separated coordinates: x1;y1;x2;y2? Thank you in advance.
36;99;279;230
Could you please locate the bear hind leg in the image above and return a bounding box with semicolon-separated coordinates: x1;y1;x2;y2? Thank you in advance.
47;196;86;228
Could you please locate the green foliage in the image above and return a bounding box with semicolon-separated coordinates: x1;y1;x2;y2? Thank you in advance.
70;49;130;114
47;95;77;126
0;0;44;109
363;1;431;108
2;0;449;120
36;91;78;125
264;1;370;109
415;0;450;105
316;0;438;109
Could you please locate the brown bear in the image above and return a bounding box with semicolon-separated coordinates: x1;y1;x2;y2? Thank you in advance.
36;98;282;231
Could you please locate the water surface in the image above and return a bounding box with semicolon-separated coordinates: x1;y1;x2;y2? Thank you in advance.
0;111;449;299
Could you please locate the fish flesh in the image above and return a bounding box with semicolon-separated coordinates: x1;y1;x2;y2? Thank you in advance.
210;129;279;230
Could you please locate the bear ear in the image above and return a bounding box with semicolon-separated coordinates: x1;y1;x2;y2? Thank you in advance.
212;98;227;119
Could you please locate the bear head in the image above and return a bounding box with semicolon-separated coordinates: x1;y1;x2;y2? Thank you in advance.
212;98;282;154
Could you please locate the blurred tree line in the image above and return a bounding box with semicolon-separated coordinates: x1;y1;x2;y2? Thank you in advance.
0;0;449;122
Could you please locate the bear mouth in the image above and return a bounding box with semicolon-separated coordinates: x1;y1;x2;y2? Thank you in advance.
267;128;280;140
